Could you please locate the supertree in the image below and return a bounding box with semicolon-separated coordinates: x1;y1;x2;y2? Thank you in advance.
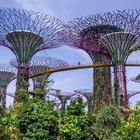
11;56;69;100
100;10;140;107
61;11;127;111
0;9;64;103
49;91;76;111
0;64;16;107
74;89;93;113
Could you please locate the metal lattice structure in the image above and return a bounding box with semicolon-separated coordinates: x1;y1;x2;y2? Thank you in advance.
0;9;64;102
6;92;15;98
0;64;16;107
49;91;76;111
30;56;69;89
129;77;140;99
61;10;132;110
127;91;140;99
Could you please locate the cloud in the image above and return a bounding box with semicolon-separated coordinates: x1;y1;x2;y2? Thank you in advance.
14;0;56;16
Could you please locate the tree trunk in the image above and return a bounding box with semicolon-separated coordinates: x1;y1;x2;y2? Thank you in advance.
114;65;128;107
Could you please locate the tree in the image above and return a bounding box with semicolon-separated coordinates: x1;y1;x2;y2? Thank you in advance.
0;106;17;140
93;105;124;139
114;102;140;139
16;97;59;140
59;97;95;140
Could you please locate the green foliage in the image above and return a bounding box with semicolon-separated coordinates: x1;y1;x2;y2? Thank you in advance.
128;46;140;54
94;68;104;111
66;97;87;116
136;74;140;80
31;79;55;100
15;89;28;103
93;68;112;112
93;105;124;139
15;78;30;103
114;102;140;139
0;106;7;139
0;107;17;139
16;97;58;140
59;97;95;140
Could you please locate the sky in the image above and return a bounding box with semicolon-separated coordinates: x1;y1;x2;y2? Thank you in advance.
0;0;140;107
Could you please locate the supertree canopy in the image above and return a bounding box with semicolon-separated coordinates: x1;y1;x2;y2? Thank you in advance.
100;10;140;107
61;10;130;111
0;64;16;107
0;9;64;102
49;91;76;111
30;56;69;89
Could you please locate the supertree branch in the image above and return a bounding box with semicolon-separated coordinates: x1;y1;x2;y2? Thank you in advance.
62;10;140;50
6;93;15;99
30;56;69;88
49;91;76;111
0;9;64;54
0;64;16;107
30;56;69;71
74;89;93;100
0;9;64;103
127;91;140;99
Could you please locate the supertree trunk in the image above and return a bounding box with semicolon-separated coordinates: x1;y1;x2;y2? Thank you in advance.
87;98;92;113
0;87;6;107
114;65;128;107
90;52;112;111
60;99;67;112
16;67;29;90
14;66;29;103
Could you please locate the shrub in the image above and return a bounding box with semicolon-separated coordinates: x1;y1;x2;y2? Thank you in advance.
16;97;58;140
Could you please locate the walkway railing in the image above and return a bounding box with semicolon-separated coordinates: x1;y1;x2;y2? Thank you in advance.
29;61;140;78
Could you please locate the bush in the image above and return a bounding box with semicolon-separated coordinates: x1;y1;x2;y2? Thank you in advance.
93;105;124;139
16;97;59;140
59;97;95;140
114;102;140;139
